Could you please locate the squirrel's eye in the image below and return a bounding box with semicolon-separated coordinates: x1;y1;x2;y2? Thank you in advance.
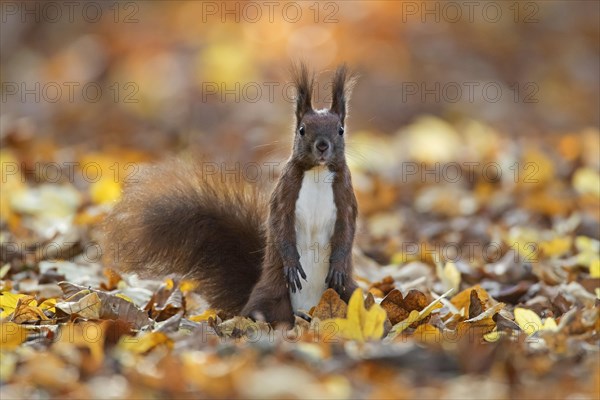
338;126;345;135
298;126;305;136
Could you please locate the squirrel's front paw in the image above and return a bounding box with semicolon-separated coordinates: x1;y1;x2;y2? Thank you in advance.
326;266;349;293
284;260;307;293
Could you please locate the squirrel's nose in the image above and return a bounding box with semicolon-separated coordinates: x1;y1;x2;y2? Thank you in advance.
315;140;330;153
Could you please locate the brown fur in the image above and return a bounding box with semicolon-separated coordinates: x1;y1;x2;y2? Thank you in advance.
102;160;267;316
104;63;358;326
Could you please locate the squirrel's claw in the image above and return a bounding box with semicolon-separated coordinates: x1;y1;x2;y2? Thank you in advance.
284;262;306;293
326;269;347;293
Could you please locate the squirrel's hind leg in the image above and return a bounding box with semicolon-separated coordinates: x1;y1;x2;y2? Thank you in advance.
241;278;294;327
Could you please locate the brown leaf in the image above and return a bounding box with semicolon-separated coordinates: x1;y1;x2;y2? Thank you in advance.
145;279;185;321
364;292;376;310
100;268;123;291
312;289;347;320
380;289;408;325
11;296;48;323
381;289;428;325
58;282;152;329
468;289;485;319
369;275;396;296
451;284;490;315
55;292;102;319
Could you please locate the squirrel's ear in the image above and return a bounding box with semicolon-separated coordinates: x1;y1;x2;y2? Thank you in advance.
330;64;357;124
291;62;314;123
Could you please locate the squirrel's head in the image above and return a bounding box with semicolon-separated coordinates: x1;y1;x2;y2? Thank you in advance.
291;63;357;170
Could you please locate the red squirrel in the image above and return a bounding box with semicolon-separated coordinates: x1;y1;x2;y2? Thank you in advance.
103;63;358;325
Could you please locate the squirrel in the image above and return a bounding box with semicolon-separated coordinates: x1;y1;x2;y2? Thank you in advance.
103;63;359;326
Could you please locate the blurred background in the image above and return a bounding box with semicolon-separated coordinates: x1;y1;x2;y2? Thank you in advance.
1;0;599;262
2;1;598;152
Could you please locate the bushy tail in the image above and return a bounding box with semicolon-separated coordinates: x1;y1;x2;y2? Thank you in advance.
102;160;267;315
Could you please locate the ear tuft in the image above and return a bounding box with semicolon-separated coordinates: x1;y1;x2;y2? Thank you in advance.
291;62;315;123
330;64;357;124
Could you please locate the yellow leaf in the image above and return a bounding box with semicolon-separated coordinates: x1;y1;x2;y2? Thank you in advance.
413;323;443;345
164;278;175;290
0;264;10;279
39;298;56;313
514;307;557;335
0;322;27;349
189;309;217;322
590;259;600;278
507;227;540;260
56;322;105;371
575;236;600;267
436;262;461;295
387;310;420;337
483;328;503;342
0;292;27;319
542;317;558;331
11;296;48;324
120;332;172;354
514;308;542;335
539;236;572;258
330;289;387;342
180;280;199;292
90;177;121;205
573;167;600;197
115;293;134;303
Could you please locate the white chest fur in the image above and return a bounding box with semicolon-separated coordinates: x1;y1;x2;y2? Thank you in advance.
290;166;337;312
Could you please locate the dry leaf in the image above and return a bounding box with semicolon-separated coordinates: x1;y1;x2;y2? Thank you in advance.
58;282;152;328
189;309;218;322
386;289;453;340
380;289;428;325
514;307;558;335
56;292;102;319
437;261;461;295
119;331;173;354
451;285;491;317
330;289;387;341
0;322;27;349
11;296;49;323
0;292;27;319
312;289;347;320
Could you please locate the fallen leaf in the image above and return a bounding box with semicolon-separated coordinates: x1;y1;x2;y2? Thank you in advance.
514;307;558;335
380;289;428;325
0;322;27;349
572;167;600;197
56;292;102;319
55;322;105;373
468;289;485;319
437;261;461;295
451;285;491;318
330;289;387;341
590;259;600;278
539;236;572;258
189;309;218;322
11;296;49;323
119;331;173;354
413;323;443;345
0;292;27;319
386;289;453;339
90;177;122;205
312;289;347;320
58;282;152;329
